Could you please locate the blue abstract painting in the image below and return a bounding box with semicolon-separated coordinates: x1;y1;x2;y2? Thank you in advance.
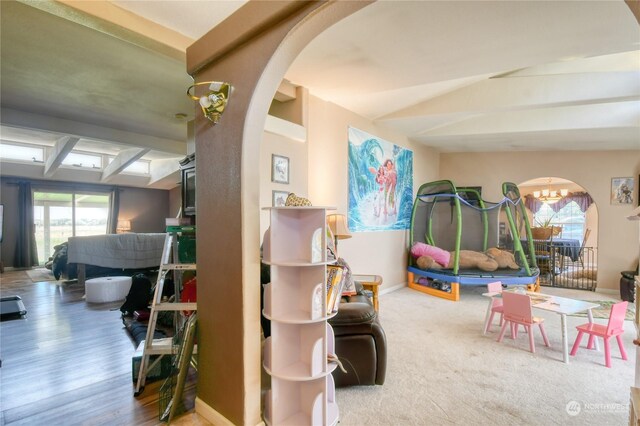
348;127;413;232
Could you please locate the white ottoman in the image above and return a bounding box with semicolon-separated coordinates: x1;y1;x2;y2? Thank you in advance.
85;276;132;303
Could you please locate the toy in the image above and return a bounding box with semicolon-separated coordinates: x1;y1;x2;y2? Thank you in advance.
411;242;519;272
485;247;519;270
285;193;312;206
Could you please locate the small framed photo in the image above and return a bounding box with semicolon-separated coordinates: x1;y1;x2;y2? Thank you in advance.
272;190;289;207
271;154;289;184
611;177;634;205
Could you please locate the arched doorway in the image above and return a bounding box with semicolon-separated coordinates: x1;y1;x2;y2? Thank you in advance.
186;2;373;424
518;177;598;291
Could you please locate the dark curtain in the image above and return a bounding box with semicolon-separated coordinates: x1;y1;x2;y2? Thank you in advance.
524;192;594;214
14;181;39;267
107;188;120;234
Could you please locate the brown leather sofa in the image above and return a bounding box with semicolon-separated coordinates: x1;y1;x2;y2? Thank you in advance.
328;284;387;387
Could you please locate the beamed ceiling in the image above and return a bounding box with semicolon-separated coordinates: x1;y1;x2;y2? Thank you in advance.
1;1;638;189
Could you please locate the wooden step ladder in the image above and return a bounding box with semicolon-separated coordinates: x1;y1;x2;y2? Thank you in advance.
134;226;196;396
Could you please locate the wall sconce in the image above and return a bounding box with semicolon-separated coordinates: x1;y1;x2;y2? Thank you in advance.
116;219;132;234
187;81;232;124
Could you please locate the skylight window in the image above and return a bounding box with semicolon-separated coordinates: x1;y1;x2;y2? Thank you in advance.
0;143;44;163
62;152;102;169
107;157;150;175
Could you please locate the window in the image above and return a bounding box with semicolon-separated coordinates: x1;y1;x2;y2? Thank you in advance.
0;142;44;163
534;202;585;240
33;191;110;264
62;152;102;169
107;157;150;175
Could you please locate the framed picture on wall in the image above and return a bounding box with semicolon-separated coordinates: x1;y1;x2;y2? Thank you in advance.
271;154;290;184
610;177;634;205
272;190;289;207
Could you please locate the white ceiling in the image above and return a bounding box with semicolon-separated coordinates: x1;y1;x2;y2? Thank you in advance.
1;1;638;189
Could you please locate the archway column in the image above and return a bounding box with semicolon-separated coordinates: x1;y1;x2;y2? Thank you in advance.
186;1;371;424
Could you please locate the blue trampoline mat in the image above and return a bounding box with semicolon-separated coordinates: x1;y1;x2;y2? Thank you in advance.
408;266;539;285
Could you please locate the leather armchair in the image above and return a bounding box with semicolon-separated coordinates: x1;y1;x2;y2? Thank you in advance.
328;291;387;387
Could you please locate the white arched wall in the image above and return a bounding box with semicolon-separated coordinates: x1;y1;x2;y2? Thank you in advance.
186;2;372;425
440;150;640;293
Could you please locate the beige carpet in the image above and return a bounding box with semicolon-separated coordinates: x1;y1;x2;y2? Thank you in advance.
335;285;634;425
569;300;635;321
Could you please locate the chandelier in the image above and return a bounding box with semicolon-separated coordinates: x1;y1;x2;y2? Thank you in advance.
533;178;568;204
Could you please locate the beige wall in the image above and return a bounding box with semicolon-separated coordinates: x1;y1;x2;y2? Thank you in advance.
440;150;640;291
306;95;440;289
259;130;309;236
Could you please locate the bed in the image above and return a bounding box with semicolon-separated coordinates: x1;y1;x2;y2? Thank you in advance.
64;233;166;286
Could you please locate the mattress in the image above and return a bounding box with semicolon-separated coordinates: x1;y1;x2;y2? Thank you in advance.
67;233;166;270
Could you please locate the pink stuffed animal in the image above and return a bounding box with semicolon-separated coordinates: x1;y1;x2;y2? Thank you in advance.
410;242;451;268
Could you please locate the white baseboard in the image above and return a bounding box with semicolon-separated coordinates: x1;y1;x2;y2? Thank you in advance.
195;397;265;426
595;288;618;296
195;397;234;426
379;282;406;296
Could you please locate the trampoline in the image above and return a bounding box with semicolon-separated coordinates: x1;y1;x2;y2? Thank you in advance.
407;180;540;301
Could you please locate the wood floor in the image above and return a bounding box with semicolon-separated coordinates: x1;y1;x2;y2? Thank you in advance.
0;269;201;425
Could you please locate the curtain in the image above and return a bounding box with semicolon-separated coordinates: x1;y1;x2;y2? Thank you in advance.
14;181;39;267
524;192;594;214
107;188;120;234
561;191;594;212
524;195;543;214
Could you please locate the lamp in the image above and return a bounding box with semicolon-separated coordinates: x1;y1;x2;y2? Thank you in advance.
116;220;131;233
533;178;568;204
327;214;352;255
187;81;232;124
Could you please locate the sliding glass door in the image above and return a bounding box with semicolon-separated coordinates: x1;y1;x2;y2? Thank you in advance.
33;191;110;265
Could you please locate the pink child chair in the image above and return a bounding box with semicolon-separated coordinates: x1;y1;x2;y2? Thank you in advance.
570;301;628;368
497;292;550;353
485;281;504;333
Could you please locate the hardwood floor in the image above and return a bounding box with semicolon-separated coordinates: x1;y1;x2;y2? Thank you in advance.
0;269;201;425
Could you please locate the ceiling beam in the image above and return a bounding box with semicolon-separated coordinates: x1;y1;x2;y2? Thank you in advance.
274;80;298;102
101;148;150;182
44;136;79;177
379;72;640;121
416;101;640;138
148;158;181;186
1;108;186;156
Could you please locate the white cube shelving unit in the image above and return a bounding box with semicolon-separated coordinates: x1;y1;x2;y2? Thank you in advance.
262;206;338;426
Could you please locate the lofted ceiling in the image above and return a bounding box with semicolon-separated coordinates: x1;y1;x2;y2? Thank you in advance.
1;1;638;190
